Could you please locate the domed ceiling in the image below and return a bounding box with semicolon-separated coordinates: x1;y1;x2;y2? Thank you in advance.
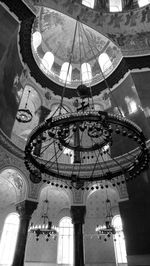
32;6;122;88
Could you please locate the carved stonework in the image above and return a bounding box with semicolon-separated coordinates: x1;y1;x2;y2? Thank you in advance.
72;189;84;204
16;199;38;218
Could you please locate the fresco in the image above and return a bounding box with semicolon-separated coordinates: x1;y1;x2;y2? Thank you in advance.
0;31;23;138
32;6;122;88
0;168;27;203
33;0;150;56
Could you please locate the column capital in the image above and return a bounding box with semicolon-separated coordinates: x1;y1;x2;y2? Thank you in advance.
16;200;38;219
71;205;86;224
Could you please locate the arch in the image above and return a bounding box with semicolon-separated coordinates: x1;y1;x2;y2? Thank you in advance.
57;216;73;265
138;0;150;7
82;0;95;8
32;31;42;50
41;52;54;73
59;62;72;83
112;215;127;264
81;62;92;82
86;186;120;218
37;185;72;216
98;53;112;73
0;212;20;265
109;0;122;12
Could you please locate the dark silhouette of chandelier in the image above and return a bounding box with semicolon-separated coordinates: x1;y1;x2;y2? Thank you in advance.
28;198;58;241
24;18;149;189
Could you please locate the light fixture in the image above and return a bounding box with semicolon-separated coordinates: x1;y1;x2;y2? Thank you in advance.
95;195;115;241
16;89;33;123
28;198;58;241
24;17;149;189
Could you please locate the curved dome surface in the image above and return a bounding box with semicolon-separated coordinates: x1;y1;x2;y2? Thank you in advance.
32;6;122;88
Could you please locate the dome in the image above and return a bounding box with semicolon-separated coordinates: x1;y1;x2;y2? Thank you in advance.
31;7;122;89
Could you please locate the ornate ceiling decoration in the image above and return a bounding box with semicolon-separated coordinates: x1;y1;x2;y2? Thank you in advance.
31;7;122;88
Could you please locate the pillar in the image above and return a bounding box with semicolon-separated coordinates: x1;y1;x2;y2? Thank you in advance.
12;200;38;266
71;205;86;266
119;199;150;266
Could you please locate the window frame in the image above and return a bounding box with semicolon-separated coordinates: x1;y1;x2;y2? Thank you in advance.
98;53;112;74
57;216;74;265
0;212;20;265
59;62;72;83
82;0;95;9
81;62;92;83
112;215;127;264
138;0;150;7
109;0;122;12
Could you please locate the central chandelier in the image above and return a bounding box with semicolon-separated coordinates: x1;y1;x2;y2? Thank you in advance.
24;18;149;189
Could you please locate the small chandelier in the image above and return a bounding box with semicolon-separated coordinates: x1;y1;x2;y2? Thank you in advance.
29;199;58;241
16;89;33;123
95;198;115;241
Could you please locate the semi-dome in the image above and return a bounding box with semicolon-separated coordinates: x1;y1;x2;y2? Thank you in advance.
31;6;122;88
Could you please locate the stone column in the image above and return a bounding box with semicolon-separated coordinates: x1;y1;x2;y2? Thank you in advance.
71;205;86;266
12;200;38;266
119;199;150;266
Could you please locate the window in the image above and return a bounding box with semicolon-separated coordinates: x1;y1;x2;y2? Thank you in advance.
138;0;150;7
109;0;122;12
63;148;74;164
82;0;95;8
41;52;54;73
0;213;20;265
60;62;72;83
81;63;92;82
32;31;42;50
112;215;127;264
98;53;112;73
114;107;125;117
57;217;73;265
125;97;138;114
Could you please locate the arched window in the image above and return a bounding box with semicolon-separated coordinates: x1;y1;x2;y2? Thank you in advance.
57;217;73;265
138;0;150;7
81;63;92;82
82;0;95;8
98;53;112;73
0;213;20;265
32;31;42;50
125;97;138;114
41;52;54;73
112;215;127;264
60;62;72;83
109;0;122;12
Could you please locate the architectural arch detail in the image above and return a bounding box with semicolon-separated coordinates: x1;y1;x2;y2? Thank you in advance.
0;167;28;203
